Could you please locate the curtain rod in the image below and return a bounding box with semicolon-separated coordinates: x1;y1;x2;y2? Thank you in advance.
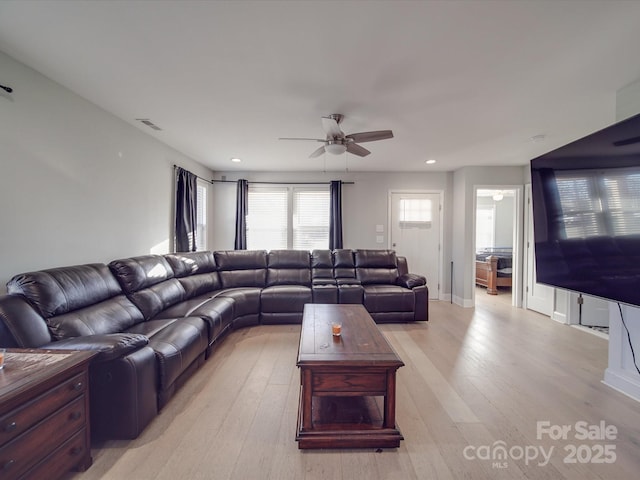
173;164;354;185
211;179;354;185
173;164;214;184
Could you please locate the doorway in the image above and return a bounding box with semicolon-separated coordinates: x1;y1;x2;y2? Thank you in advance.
389;191;442;300
474;187;522;306
523;184;553;316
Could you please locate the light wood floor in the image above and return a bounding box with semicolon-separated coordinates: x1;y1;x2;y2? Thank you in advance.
66;294;640;480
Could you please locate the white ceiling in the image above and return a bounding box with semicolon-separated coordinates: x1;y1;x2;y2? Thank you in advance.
2;1;640;173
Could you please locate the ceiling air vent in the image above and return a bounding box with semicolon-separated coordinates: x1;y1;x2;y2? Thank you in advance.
136;118;162;131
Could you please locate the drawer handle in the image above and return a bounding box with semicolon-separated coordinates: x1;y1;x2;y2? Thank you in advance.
3;421;17;432
69;411;82;421
70;446;83;456
2;459;15;471
72;382;83;391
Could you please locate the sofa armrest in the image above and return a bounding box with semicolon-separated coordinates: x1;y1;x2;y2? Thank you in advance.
397;273;426;289
43;333;149;363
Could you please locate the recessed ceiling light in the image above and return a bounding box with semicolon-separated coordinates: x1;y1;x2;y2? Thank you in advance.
531;134;546;143
231;157;242;163
425;159;436;164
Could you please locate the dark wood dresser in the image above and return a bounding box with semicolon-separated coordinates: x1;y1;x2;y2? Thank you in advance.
0;349;96;480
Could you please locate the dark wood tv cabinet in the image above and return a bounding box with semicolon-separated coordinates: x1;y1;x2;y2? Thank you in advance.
0;349;96;480
296;304;404;449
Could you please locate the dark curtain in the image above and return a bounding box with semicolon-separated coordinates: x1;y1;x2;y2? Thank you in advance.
174;167;198;252
329;180;343;249
234;179;249;250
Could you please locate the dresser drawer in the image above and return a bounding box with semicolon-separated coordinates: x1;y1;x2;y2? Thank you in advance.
0;396;86;480
312;372;387;394
0;372;86;446
19;428;88;480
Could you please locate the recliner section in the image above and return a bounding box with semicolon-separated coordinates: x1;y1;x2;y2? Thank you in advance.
0;248;427;441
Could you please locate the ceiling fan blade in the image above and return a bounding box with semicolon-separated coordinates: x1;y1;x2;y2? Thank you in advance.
346;143;371;157
309;145;326;158
321;117;343;138
345;130;394;143
279;137;325;142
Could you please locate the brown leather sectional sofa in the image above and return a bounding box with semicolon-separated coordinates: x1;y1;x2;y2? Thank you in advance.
0;249;427;440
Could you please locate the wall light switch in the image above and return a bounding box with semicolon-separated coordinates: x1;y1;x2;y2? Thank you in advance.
376;235;384;244
376;224;384;233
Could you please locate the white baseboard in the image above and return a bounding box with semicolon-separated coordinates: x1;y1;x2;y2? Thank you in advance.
452;294;474;308
603;368;640;403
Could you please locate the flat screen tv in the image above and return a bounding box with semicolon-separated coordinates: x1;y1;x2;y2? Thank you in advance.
530;113;640;307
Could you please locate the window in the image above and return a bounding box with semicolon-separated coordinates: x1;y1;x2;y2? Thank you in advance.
247;185;330;250
247;187;288;250
196;181;207;251
476;206;495;249
398;198;432;229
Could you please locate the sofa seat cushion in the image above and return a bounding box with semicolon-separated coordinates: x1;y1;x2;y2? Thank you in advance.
338;283;364;304
212;288;261;317
156;296;235;342
142;318;208;391
126;318;178;337
370;311;416;323
260;285;312;313
312;283;338;304
362;285;414;312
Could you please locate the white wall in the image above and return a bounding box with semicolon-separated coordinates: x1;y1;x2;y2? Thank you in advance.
0;51;211;292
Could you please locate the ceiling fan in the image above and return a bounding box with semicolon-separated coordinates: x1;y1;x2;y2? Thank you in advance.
279;114;393;158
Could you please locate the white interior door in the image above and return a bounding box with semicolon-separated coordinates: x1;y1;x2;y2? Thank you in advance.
524;185;553;316
390;192;441;300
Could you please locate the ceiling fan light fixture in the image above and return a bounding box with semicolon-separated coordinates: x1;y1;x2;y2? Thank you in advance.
325;140;347;155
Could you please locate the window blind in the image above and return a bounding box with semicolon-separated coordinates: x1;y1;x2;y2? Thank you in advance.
293;189;330;250
196;182;207;251
247;187;288;250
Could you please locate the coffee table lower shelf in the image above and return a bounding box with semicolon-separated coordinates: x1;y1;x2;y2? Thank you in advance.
296;393;403;449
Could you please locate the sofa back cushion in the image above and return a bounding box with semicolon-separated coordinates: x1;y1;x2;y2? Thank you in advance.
355;249;400;285
109;255;174;293
164;252;221;298
311;250;334;281
214;250;267;288
8;263;124;317
109;255;186;319
6;264;145;339
164;251;217;277
333;249;357;280
267;250;311;287
46;295;146;340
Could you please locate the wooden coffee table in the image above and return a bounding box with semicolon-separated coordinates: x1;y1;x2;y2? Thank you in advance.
296;304;404;449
